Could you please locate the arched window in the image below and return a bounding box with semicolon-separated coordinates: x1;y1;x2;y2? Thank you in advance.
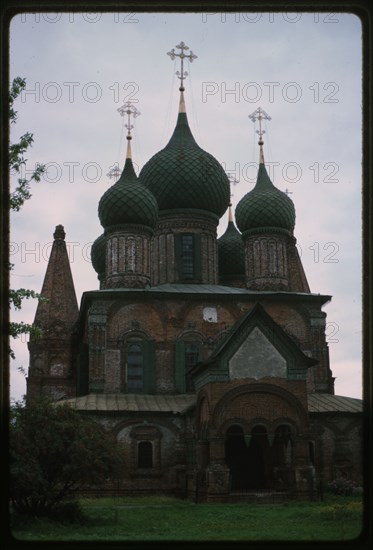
127;344;143;393
137;441;153;468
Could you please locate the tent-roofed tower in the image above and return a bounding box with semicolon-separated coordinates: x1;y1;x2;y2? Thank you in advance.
139;42;230;285
235;108;310;292
27;225;78;401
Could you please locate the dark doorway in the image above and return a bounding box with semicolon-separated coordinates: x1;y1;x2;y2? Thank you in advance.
225;425;271;490
225;425;250;489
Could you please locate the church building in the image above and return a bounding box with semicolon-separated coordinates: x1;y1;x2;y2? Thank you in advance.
26;43;362;502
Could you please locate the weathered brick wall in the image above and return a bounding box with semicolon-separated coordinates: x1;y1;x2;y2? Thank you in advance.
27;339;76;402
83;293;331;396
199;378;309;432
104;227;153;289
243;232;289;290
309;414;363;486
151;211;219;285
85;412;189;496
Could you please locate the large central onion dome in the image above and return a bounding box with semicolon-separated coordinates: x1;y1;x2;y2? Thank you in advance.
139;93;230;218
235;155;295;235
98;151;158;230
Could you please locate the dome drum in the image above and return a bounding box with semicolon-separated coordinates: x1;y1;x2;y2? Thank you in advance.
104;228;152;289
243;232;290;291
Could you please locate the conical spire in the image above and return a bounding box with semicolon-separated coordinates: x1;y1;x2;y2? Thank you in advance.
32;225;78;334
179;90;186;113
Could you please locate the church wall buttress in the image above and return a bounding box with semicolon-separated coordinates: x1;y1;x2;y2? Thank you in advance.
309;312;334;393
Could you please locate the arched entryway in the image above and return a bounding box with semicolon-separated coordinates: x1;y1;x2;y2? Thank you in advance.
225;425;272;490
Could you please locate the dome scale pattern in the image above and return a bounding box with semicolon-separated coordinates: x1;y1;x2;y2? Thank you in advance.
235;163;296;234
98;158;158;229
218;221;245;276
91;233;106;275
139;111;230;218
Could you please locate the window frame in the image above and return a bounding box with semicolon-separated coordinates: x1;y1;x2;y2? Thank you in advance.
175;233;202;282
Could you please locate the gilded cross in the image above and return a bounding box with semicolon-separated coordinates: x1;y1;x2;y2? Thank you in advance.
167;41;198;91
117;102;141;139
248;107;271;142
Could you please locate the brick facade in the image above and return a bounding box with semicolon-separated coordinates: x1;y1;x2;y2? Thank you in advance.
26;93;362;501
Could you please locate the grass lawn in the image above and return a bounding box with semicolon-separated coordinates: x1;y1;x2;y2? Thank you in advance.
10;494;364;542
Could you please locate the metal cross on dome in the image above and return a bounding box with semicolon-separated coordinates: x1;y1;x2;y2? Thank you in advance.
248;107;271;142
117;102;141;139
167;41;198;90
107;164;121;180
228;174;240;187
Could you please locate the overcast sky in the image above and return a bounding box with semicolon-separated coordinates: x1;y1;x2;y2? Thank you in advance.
9;11;362;401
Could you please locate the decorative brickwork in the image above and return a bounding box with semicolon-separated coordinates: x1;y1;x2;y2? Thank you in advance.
104;226;153;289
27;225;78;401
151;211;219;285
27;84;361;501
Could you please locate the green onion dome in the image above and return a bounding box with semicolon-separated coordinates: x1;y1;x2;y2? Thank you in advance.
98;157;158;229
218;211;245;276
235;162;295;235
139;107;230;218
91;232;106;275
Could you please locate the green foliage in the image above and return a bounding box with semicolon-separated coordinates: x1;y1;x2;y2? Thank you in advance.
9;77;45;212
327;478;357;496
10;399;125;518
8;77;47;356
10;496;363;541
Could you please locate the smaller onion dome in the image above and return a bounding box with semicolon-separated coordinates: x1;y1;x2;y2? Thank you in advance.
91;233;106;276
236;148;295;235
98;140;158;230
218;205;245;277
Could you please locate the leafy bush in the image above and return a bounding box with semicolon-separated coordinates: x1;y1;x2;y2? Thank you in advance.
10;398;125;518
326;478;357;496
48;501;86;524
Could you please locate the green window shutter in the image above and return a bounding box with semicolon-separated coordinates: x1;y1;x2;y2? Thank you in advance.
142;340;156;393
175;340;186;393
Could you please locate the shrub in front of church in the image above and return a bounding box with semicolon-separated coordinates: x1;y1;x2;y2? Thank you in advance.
326;478;357;496
10;398;124;519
